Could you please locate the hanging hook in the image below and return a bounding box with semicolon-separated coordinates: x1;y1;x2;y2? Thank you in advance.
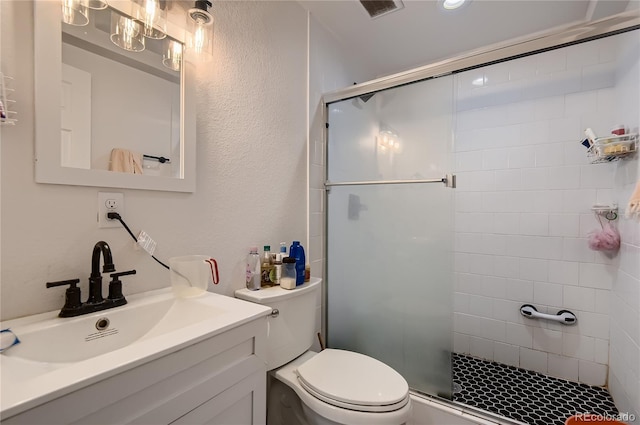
591;204;618;222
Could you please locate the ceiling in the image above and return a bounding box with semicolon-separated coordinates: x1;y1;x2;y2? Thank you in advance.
298;0;634;79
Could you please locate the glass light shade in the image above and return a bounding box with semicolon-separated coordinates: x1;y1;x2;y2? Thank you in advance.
163;39;183;72
110;12;145;52
61;0;89;26
135;0;167;39
85;0;108;10
186;8;214;61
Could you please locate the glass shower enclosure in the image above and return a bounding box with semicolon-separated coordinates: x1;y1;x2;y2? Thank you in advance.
325;75;456;398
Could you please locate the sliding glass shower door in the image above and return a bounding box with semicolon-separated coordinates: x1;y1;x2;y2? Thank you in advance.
326;75;455;398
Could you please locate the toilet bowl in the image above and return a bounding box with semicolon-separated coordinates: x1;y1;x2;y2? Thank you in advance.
235;278;411;425
273;350;411;425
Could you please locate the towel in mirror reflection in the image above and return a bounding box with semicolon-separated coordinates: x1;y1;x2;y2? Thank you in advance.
109;148;143;174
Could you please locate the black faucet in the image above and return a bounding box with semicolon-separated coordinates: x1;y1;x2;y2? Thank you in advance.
88;241;116;304
46;241;136;317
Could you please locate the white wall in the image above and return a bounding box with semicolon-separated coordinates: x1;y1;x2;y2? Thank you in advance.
1;0;308;321
62;43;180;173
452;31;639;389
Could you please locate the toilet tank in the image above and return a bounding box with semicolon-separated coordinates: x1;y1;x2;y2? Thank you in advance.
235;278;321;370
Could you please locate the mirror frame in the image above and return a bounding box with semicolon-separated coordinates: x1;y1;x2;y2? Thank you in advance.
34;1;196;192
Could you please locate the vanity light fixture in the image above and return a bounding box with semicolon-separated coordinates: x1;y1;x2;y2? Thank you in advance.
163;39;183;71
186;0;214;61
110;11;146;52
61;0;89;26
60;0;211;65
85;0;109;10
135;0;167;40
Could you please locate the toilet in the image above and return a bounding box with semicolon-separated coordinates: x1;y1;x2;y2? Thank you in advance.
235;278;412;425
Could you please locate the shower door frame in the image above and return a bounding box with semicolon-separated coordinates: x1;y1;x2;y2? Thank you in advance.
322;10;639;106
320;6;639;404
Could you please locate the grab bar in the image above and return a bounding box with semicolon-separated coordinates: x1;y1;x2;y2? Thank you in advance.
325;174;456;189
520;304;577;325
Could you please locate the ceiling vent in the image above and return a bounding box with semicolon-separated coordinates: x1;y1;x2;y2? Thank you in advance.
360;0;405;19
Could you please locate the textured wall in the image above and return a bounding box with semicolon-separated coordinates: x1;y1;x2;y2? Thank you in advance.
1;0;307;321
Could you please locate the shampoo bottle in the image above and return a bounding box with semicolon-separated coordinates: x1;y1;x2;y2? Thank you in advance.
261;245;272;285
269;253;282;285
289;241;305;286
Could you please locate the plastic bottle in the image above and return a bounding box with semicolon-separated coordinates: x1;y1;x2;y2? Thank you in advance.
246;247;261;291
279;242;287;257
261;245;272;285
281;257;297;290
289;241;306;286
269;253;282;285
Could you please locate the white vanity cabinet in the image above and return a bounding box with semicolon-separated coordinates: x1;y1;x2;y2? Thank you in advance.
3;318;268;425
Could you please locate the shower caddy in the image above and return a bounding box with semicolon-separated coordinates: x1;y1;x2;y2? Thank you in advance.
586;133;637;163
0;72;17;126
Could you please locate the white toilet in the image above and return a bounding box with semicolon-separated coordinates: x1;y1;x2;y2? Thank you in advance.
235;278;412;425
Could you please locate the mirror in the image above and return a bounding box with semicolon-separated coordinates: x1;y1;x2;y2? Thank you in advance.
35;0;196;192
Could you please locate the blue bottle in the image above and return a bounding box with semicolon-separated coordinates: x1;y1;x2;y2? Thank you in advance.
289;241;305;285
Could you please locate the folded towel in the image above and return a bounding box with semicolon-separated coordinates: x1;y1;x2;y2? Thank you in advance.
109;148;143;174
627;179;640;220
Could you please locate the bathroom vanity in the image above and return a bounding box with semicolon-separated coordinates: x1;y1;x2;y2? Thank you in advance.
0;289;271;424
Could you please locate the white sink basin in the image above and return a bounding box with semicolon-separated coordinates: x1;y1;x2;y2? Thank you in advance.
0;288;271;418
3;293;224;363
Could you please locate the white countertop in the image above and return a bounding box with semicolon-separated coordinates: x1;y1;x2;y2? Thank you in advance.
0;288;271;419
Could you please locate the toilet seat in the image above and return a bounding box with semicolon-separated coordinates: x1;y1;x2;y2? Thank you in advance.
295;349;409;413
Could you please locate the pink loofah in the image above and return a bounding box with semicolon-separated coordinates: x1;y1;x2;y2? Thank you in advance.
587;223;620;251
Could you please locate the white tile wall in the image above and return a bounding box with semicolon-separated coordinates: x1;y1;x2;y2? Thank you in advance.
607;30;640;420
314;21;638;414
452;33;639;389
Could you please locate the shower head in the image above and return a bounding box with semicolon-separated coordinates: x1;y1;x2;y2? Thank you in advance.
352;83;375;103
359;93;375;103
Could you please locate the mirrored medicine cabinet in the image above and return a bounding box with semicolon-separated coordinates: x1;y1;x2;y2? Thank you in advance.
34;0;196;192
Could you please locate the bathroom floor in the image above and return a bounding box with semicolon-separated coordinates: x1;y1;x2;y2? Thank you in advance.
452;353;619;425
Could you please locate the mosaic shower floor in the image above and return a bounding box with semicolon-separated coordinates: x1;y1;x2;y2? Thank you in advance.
452;353;619;425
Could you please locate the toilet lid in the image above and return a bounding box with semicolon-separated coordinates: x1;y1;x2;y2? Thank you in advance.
295;349;409;411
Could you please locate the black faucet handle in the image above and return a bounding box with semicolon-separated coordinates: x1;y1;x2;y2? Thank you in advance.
108;269;135;302
46;279;82;316
46;278;80;288
110;270;137;279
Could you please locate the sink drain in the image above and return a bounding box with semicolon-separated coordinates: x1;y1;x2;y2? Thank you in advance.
95;317;110;331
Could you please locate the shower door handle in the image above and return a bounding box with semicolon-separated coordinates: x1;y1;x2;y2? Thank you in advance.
325;174;456;189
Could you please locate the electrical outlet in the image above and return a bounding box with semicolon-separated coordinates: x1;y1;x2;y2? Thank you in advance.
98;192;124;228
